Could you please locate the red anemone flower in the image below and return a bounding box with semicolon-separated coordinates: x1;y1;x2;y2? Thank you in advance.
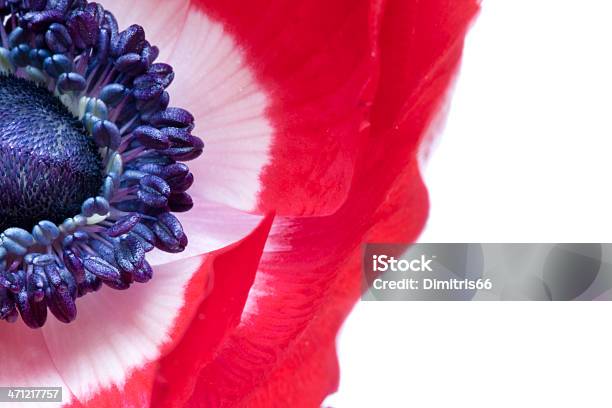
0;0;478;406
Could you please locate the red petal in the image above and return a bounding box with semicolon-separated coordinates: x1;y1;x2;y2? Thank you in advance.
193;0;382;216
151;214;274;407
171;0;479;406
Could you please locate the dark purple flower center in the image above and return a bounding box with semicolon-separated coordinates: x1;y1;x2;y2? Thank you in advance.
0;75;103;231
0;0;202;328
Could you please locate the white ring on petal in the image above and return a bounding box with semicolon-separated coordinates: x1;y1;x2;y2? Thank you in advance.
41;255;204;402
165;9;273;211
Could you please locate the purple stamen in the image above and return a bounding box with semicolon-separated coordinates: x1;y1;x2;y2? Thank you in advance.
0;0;203;328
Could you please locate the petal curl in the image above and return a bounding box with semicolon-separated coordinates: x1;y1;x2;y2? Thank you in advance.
152;214;274;407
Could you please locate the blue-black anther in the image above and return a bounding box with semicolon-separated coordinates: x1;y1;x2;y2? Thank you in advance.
27;269;46;302
133;74;165;101
23;10;65;31
132;125;170;149
2;271;23;295
67;9;99;49
25;66;47;83
28;48;51;69
16;284;48;328
0;286;17;322
45;23;73;53
169;192;194;213
114;199;142;214
61;232;85;248
43;263;77;323
141;44;159;66
101;9;119;41
33;254;55;266
161;128;204;161
107;214;142;238
47;282;77;323
93;119;120;149
4;228;36;247
81;197;110;217
77;271;102;297
139;162;188;180
168;172;194;193
115;234;145;274
101;175;116;200
59;215;87;234
149;107;194;129
104;278;130;291
131;223;156;252
57;72;87;92
82;112;97;133
92;27;111;65
138;175;171;208
152;212;187;253
115;52;144;74
90;238;118;266
32;221;60;245
2;228;35;255
61;218;77;233
8;27;26;48
83;256;120;283
63;248;86;284
46;0;73;13
85;98;109;119
122;169;147;182
139;163;193;192
99;83;126;107
43;53;73;77
10;44;31;67
137;90;170;115
24;253;38;265
147;63;174;87
133;260;153;283
113;24;146;56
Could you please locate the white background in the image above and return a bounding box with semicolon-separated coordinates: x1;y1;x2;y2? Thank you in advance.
327;1;612;407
